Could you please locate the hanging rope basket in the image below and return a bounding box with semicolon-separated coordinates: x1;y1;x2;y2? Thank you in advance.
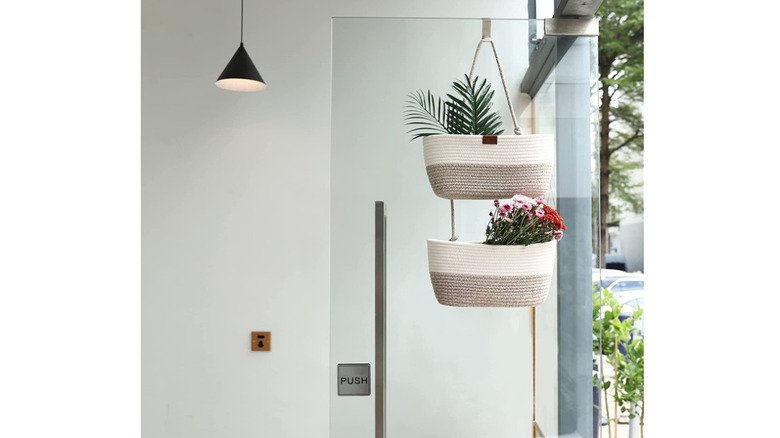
427;239;556;307
422;21;558;308
422;29;554;201
424;134;554;200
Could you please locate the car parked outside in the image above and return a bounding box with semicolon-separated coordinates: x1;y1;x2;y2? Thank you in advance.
594;275;644;294
617;291;644;338
592;268;640;283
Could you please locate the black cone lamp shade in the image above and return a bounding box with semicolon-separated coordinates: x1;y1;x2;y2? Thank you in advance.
216;43;266;91
216;0;266;92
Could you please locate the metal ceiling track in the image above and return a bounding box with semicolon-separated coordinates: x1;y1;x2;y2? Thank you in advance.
520;0;602;98
554;0;603;17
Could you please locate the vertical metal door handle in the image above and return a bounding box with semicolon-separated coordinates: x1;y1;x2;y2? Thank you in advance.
374;201;386;438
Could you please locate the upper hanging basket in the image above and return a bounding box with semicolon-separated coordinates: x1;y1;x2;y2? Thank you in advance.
423;133;554;200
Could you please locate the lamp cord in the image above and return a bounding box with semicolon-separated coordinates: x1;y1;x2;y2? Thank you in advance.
240;0;244;43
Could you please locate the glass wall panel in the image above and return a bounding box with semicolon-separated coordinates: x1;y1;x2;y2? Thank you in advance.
331;17;598;438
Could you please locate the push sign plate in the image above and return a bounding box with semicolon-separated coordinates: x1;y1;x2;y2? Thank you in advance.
338;363;371;396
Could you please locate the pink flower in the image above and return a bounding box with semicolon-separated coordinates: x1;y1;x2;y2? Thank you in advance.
512;194;537;207
500;203;513;213
503;216;513;223
494;200;500;207
535;197;545;203
535;208;544;217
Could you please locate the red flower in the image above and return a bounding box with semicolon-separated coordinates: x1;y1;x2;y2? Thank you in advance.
540;205;566;230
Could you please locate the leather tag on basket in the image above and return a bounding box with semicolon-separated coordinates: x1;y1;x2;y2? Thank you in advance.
482;135;498;144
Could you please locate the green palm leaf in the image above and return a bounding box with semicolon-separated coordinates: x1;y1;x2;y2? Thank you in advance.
446;74;503;136
404;74;504;140
403;90;450;141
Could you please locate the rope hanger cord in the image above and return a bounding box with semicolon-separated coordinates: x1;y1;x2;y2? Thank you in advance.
449;199;457;242
468;37;523;136
449;26;523;242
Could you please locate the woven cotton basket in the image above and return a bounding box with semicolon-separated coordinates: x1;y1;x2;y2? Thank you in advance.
427;239;556;307
423;134;554;200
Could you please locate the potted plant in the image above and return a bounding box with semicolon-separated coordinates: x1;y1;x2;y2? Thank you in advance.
592;288;645;438
404;74;554;200
427;194;565;307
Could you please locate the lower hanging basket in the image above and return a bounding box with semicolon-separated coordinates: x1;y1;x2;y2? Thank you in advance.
423;134;554;200
427;239;556;307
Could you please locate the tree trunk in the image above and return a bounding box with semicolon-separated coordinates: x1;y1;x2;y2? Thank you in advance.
613;336;619;438
600;350;612;438
640;400;644;438
599;74;612;267
628;404;640;438
603;384;612;438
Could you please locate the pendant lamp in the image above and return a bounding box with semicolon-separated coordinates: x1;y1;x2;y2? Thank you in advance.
216;0;266;91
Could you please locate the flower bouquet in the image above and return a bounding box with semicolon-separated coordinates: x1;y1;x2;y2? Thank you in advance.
427;194;565;307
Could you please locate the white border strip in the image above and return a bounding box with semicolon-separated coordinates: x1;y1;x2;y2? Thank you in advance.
423;134;554;166
427;239;556;276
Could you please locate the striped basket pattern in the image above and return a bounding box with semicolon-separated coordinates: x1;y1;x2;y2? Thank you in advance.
422;134;554;200
427;239;556;307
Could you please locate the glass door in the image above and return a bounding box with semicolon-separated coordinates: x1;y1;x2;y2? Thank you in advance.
331;17;598;438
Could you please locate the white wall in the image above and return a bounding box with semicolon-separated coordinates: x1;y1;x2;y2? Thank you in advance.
330;18;540;438
142;1;537;437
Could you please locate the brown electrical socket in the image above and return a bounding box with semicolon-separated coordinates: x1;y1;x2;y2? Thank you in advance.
251;331;271;351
